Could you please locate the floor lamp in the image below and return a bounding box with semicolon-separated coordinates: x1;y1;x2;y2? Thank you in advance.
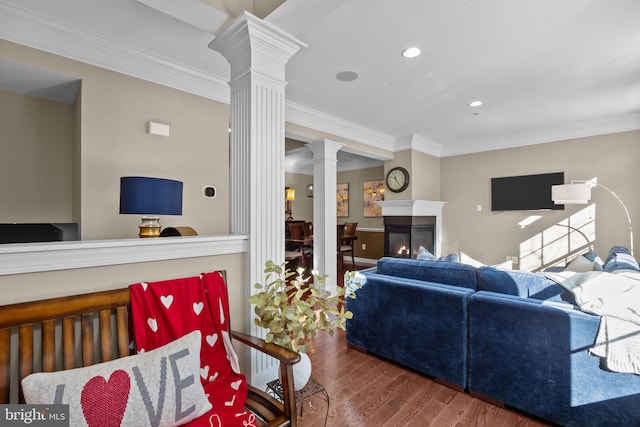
552;179;634;256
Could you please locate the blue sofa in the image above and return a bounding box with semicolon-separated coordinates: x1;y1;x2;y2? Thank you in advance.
346;254;640;426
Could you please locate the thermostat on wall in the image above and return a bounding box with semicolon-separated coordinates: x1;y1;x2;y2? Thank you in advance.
202;185;217;199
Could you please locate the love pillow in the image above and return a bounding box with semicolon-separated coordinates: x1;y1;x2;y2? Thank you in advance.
22;330;212;427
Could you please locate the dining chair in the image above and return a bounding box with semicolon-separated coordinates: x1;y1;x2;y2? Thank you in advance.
337;224;354;269
288;222;312;270
303;222;313;238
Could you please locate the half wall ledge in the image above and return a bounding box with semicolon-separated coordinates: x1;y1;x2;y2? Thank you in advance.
0;234;249;276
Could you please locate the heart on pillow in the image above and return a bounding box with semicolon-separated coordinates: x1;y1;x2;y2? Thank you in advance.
80;370;130;427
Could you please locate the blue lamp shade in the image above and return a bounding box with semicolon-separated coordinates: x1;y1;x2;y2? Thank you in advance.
119;177;183;215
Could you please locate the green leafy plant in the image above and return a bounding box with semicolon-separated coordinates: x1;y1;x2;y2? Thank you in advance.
249;260;361;353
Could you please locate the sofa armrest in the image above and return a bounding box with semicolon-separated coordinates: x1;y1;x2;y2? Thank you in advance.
347;272;474;388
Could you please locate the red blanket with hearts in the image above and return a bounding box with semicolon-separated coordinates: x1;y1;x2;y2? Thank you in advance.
130;272;256;427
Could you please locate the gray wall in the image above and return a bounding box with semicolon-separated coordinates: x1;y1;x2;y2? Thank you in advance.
0;89;75;223
441;130;640;268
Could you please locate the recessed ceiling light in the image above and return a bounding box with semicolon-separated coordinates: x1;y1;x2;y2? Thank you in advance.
469;100;483;107
336;71;359;82
401;47;421;59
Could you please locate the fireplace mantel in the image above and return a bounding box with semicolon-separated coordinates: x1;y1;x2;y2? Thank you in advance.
377;200;446;217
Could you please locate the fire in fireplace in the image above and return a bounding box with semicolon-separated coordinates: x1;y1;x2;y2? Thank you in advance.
384;216;436;259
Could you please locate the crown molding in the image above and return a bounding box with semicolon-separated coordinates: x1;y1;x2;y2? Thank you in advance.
0;1;231;103
440;112;640;157
395;134;443;157
285;100;396;151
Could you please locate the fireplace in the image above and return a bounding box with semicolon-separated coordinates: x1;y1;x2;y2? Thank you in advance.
384;216;435;259
378;200;446;258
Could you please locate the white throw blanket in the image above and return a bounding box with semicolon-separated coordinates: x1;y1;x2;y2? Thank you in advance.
546;270;640;374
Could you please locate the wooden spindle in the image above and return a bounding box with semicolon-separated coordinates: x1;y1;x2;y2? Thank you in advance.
62;316;75;370
116;306;131;357
81;313;94;366
42;319;56;372
99;309;113;362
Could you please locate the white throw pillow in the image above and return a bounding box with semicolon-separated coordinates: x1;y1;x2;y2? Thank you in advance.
492;259;513;270
458;252;485;267
22;330;212;427
566;254;596;272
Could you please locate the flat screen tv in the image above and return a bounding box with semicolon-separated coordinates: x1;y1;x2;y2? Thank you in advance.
491;172;565;211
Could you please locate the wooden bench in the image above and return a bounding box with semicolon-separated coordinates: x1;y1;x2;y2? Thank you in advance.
0;273;300;427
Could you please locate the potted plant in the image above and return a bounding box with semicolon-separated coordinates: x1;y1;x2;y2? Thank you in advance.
249;260;361;390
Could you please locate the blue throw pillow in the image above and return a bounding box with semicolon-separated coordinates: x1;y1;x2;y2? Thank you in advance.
416;246;460;263
603;246;640;273
417;246;436;260
439;252;460;263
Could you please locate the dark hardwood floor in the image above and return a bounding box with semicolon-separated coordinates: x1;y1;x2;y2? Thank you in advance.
297;330;553;427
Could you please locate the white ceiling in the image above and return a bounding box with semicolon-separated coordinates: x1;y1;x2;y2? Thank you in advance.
1;0;639;159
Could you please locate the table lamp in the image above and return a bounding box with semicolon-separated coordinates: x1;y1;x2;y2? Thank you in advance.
120;176;183;238
285;187;295;221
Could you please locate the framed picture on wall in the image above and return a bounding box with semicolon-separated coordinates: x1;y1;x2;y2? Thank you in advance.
363;179;384;217
337;183;349;217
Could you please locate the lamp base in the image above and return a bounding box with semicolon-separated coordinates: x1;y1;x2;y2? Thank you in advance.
139;216;161;238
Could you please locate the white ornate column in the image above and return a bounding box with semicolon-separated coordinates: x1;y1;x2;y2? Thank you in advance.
209;12;305;386
308;139;344;293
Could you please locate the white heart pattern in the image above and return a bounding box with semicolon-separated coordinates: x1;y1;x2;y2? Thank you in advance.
160;295;173;309
206;333;218;347
224;395;236;407
147;318;158;332
200;365;209;380
231;380;242;390
209;372;218;382
193;302;204;316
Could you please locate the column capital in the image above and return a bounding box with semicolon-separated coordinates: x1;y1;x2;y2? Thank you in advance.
308;139;344;160
209;11;306;81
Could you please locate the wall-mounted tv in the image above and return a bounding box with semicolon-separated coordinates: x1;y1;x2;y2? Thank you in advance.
491;172;565;211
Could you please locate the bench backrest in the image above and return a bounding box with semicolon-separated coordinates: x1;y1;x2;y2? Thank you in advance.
0;287;134;403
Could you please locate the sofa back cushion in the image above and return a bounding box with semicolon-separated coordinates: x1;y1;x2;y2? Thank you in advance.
476;266;575;304
376;257;478;290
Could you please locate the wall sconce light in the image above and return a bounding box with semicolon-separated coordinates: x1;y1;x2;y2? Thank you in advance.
285;187;296;221
120;176;183;238
307;184;313;198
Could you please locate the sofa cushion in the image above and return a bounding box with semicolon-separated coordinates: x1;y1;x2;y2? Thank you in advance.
376;257;477;290
603;246;640;273
476;266;575;304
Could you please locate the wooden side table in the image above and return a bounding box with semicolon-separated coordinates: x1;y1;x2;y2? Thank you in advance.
266;378;329;426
